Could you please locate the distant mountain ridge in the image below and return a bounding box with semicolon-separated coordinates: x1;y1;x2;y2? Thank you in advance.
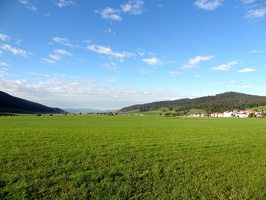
119;92;266;113
64;108;117;113
0;91;65;114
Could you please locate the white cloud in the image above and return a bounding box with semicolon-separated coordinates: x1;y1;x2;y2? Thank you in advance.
96;7;122;21
105;28;115;35
242;0;256;4
228;60;238;65
188;55;214;65
194;0;222;10
87;44;133;62
246;9;266;19
0;61;8;66
83;39;91;44
213;64;231;71
121;4;132;13
18;0;37;12
52;37;79;47
56;0;76;8
49;54;61;61
225;84;254;89
44;49;72;63
142;57;162;66
212;60;238;71
25;71;49;77
182;55;214;69
169;71;181;76
0;44;30;57
243;0;266;20
27;4;37;12
0;33;10;41
241;85;253;88
121;0;144;15
238;68;256;73
15;40;23;46
0;74;194;110
136;48;145;56
248;50;263;54
96;0;144;21
18;0;28;4
42;58;56;64
54;49;72;56
104;62;116;70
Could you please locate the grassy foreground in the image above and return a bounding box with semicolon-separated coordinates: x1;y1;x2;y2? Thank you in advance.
1;115;266;199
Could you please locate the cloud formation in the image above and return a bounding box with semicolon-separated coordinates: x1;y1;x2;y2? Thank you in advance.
248;50;263;54
0;62;8;66
0;73;189;109
42;58;56;64
18;0;37;11
54;49;72;56
182;55;214;69
121;0;144;15
246;9;266;19
238;68;255;73
142;57;162;66
212;60;238;71
56;0;76;8
52;37;79;48
194;0;222;10
0;44;30;57
241;85;253;88
96;7;122;21
242;0;256;4
96;0;144;21
0;33;11;41
18;0;28;4
169;71;181;76
87;44;133;62
104;62;116;70
43;49;72;64
243;0;266;20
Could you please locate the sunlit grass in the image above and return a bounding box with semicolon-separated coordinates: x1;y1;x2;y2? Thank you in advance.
1;115;266;199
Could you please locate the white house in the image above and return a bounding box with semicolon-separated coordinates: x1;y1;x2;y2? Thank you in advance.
235;113;247;118
223;111;233;117
211;112;223;117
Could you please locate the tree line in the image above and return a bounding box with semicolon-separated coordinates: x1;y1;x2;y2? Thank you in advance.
120;92;266;113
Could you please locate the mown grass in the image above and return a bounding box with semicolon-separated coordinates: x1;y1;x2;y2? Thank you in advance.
1;115;266;199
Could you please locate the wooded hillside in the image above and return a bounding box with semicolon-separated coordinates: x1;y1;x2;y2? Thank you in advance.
0;91;64;114
119;92;266;113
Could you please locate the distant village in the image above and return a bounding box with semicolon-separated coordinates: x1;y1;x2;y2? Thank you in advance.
191;110;265;118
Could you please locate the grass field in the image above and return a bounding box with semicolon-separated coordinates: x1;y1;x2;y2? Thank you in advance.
1;115;266;199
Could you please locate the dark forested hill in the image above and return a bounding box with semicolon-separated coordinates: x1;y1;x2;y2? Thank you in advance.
119;92;266;113
0;91;65;114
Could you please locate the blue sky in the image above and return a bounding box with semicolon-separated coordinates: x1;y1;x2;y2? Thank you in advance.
0;0;266;110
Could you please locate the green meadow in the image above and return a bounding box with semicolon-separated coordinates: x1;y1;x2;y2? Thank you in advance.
1;115;266;199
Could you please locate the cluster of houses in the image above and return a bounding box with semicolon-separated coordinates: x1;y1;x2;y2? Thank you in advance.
191;110;264;118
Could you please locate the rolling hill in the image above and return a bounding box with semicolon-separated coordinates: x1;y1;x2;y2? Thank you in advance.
0;91;65;114
119;92;266;113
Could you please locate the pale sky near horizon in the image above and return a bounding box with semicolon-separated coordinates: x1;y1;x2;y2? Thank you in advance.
0;0;265;110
